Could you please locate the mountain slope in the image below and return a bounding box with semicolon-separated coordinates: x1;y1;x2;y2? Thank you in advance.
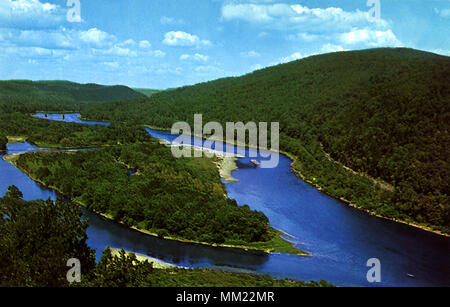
81;48;450;233
0;80;144;112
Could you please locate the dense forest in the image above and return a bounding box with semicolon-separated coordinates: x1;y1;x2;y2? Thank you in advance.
0;112;149;148
81;48;450;233
15;142;273;245
0;80;143;113
0;187;329;287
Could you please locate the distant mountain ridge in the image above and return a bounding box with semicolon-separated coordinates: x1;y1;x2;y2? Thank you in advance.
0;80;144;112
81;48;450;233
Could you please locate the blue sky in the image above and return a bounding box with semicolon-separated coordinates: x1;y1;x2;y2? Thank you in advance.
0;0;449;89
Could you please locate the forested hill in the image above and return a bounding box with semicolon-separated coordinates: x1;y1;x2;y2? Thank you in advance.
81;48;450;233
0;80;144;112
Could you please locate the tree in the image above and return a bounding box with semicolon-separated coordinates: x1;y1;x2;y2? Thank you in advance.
0;135;7;151
6;185;23;200
0;188;96;286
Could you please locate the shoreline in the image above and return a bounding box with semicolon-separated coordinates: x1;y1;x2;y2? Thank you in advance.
109;248;179;269
30;114;450;237
10;154;309;257
281;150;450;238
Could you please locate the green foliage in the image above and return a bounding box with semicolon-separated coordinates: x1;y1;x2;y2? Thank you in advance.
6;185;23;200
0;80;144;113
133;88;162;97
0;135;7;151
16;142;272;244
81;48;450;233
0;112;150;148
82;248;331;287
0;187;96;287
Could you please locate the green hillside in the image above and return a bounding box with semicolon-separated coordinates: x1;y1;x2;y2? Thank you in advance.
0;80;144;112
81;48;450;233
133;88;161;97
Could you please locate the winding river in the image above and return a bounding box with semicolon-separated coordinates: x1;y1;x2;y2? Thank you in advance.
0;113;448;287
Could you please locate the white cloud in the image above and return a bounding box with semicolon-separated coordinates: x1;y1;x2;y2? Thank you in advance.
0;0;64;29
279;52;303;63
251;63;263;71
119;39;137;47
320;43;346;53
194;65;221;74
163;31;212;47
3;28;75;49
144;49;166;58
434;8;450;18
222;3;388;32
240;50;260;58
103;61;119;69
287;32;319;42
180;53;209;62
95;45;137;57
339;29;402;47
160;16;184;25
430;48;450;56
79;28;116;48
139;40;152;49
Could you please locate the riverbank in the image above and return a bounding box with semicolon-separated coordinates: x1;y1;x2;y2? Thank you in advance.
281;150;450;238
109;248;177;269
11;153;309;257
215;155;239;183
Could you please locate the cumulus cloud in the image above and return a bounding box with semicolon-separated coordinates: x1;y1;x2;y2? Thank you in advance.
222;3;388;32
163;31;212;47
339;29;402;47
1;28;75;49
0;0;64;29
79;28;116;48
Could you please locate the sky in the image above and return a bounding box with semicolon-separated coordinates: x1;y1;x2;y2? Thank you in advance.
0;0;449;89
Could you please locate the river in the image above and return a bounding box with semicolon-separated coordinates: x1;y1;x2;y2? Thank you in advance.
0;113;448;287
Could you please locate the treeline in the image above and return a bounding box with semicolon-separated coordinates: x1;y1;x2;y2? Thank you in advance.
0;80;144;113
16;142;272;244
0;112;150;148
81;48;450;233
0;187;329;287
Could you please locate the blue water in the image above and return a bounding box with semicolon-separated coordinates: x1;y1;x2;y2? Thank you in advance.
33;113;110;126
0;115;448;287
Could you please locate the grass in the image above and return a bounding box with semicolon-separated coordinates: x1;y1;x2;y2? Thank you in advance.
7;136;28;143
244;228;310;256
